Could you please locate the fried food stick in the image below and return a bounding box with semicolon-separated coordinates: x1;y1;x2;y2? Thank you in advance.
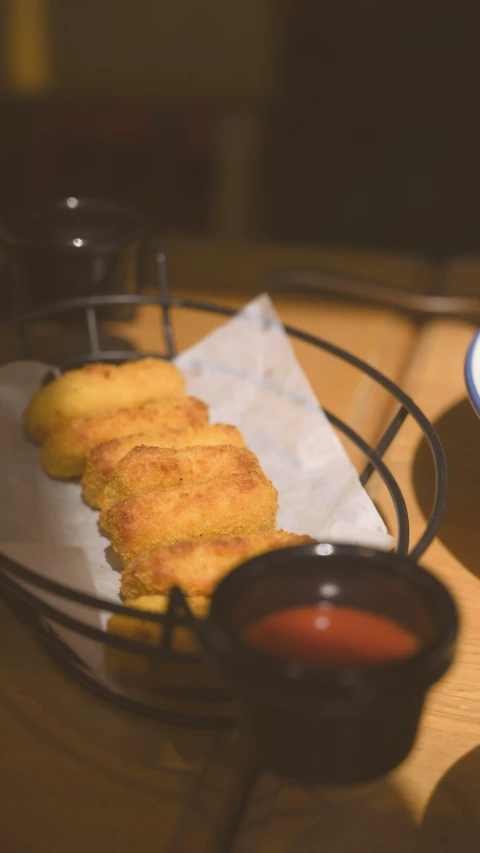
121;530;316;600
98;445;261;515
25;357;185;444
81;423;245;508
106;471;278;565
107;594;209;653
106;595;216;689
40;397;208;479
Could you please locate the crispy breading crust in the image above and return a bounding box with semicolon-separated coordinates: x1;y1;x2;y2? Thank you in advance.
25;358;184;443
121;530;316;599
40;397;208;479
105;594;223;692
107;594;209;652
98;444;261;514
81;423;246;507
106;471;278;564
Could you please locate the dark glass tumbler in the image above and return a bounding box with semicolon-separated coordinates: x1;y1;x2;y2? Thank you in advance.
1;197;149;320
0;197;155;363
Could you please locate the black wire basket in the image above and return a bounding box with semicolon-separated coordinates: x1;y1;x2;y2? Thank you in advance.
0;253;447;729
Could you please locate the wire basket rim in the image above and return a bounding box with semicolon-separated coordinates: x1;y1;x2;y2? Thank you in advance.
0;288;448;726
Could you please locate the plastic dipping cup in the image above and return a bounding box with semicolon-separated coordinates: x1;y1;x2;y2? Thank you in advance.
200;544;459;786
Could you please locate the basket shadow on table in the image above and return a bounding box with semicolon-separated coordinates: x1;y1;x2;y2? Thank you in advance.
413;396;480;577
257;778;419;853
420;745;480;852
270;746;480;853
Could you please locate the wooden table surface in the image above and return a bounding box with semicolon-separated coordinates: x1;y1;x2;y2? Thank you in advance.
1;245;480;852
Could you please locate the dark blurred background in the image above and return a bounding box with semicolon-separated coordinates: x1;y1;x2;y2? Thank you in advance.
0;0;479;259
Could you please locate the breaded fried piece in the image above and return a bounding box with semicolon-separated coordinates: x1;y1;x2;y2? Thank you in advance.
107;594;209;652
105;595;221;691
106;471;278;564
25;357;184;444
81;423;245;508
121;530;316;600
98;445;261;515
40;397;208;479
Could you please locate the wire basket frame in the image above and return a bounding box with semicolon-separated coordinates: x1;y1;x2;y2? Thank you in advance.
0;255;447;727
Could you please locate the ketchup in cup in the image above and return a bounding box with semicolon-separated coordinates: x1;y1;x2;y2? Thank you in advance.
200;544;459;786
244;605;420;667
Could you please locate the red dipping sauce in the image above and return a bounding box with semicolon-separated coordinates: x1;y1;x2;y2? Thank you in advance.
244;605;420;666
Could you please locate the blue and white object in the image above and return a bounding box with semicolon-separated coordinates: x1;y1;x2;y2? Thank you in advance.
465;331;480;416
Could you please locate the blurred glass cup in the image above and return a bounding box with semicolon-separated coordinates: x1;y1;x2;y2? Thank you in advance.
0;197;153;362
1;196;151;320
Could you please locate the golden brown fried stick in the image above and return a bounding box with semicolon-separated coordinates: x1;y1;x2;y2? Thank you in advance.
81;423;245;508
107;594;208;652
121;530;316;600
98;445;261;515
106;471;278;564
25;357;184;444
106;595;220;691
40;397;208;479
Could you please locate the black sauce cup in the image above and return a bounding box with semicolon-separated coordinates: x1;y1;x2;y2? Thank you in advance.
188;544;459;786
